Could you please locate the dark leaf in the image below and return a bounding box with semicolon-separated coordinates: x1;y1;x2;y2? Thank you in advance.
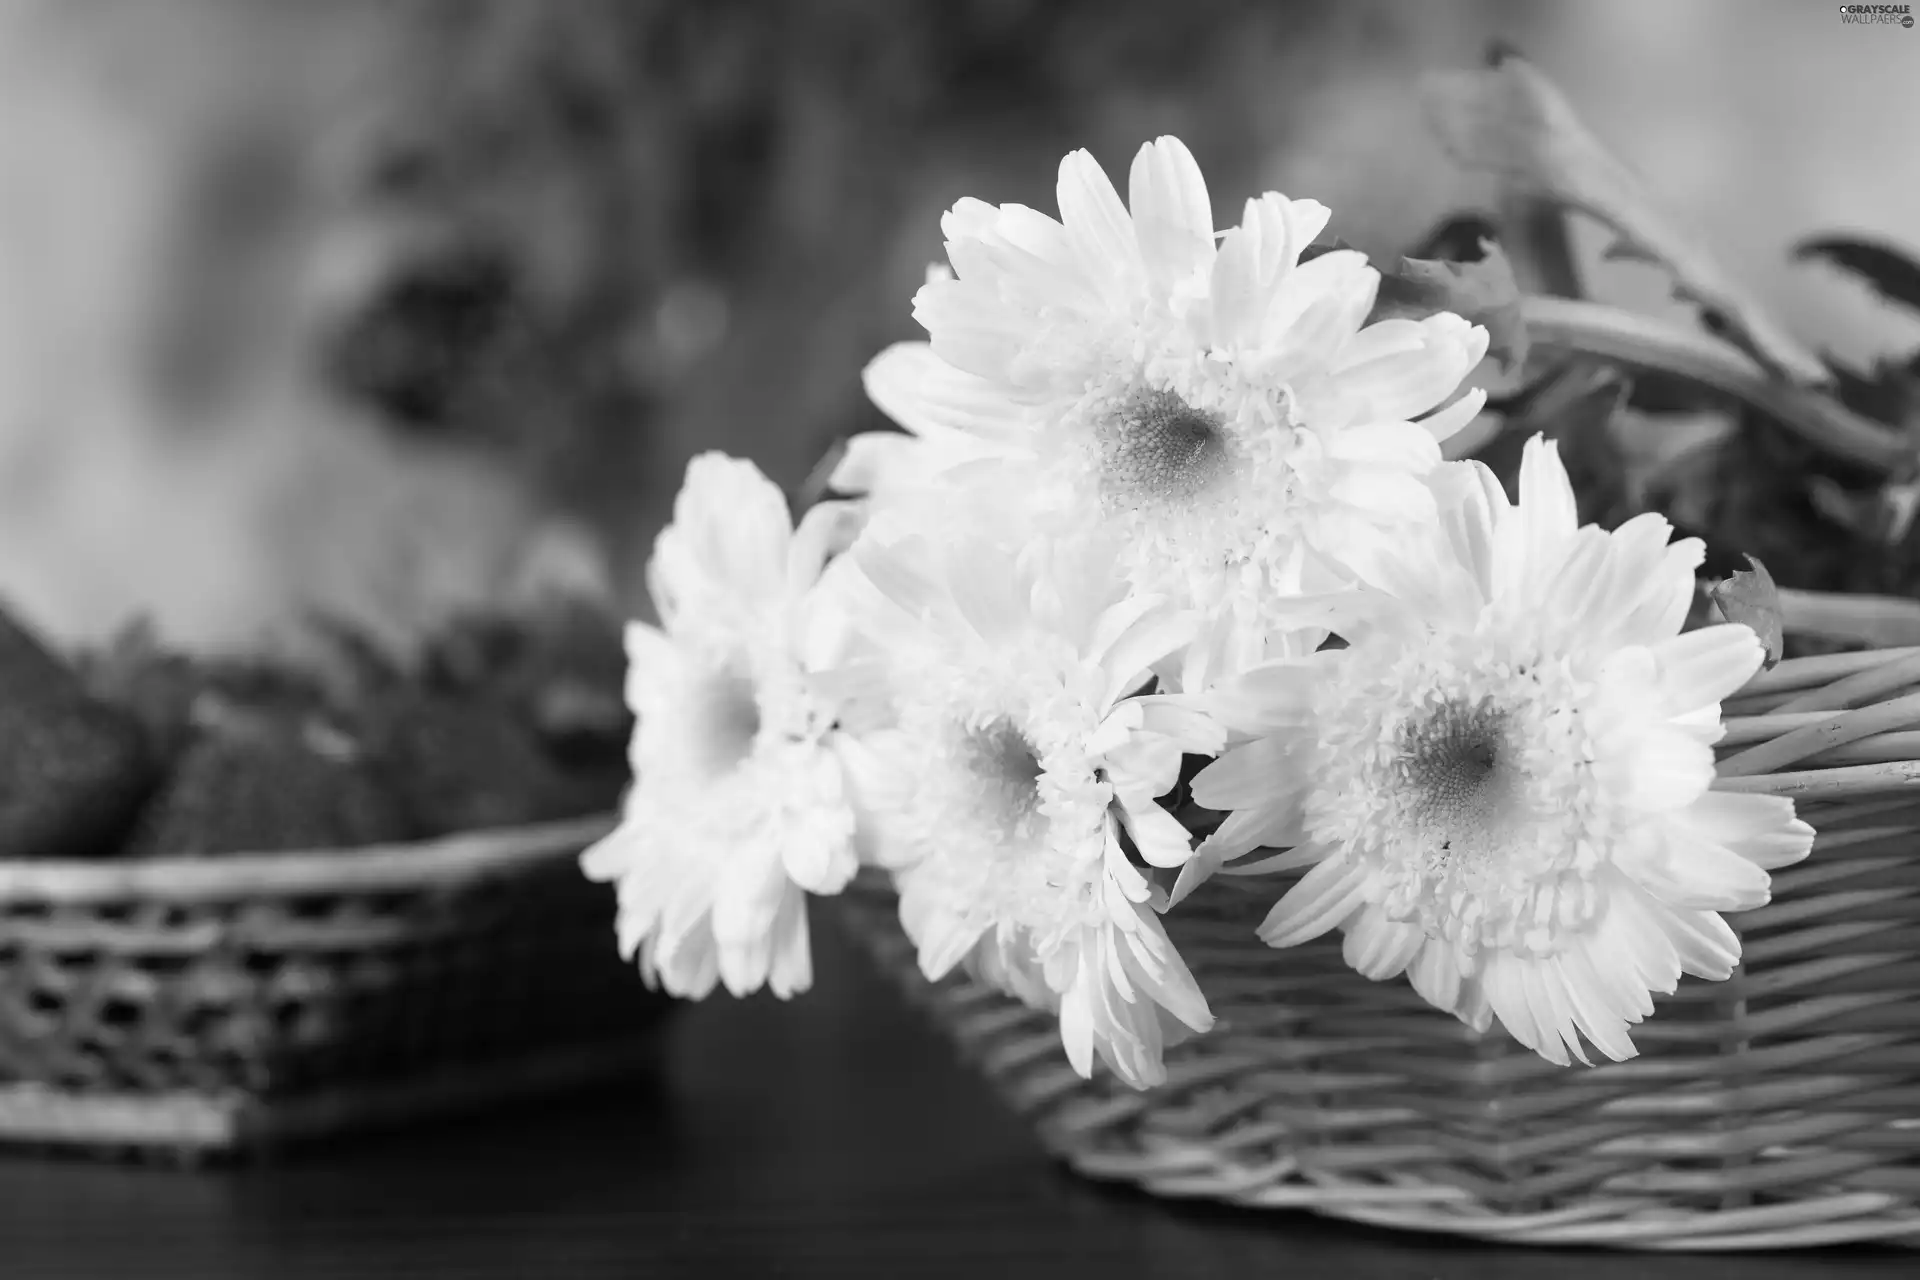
1498;196;1584;299
1824;354;1920;437
1683;579;1722;634
1410;213;1502;263
1422;53;1829;385
1373;238;1530;376
1531;363;1631;510
1611;408;1737;521
1795;236;1920;316
1477;361;1629;525
1624;369;1725;416
1710;555;1785;669
1808;474;1920;547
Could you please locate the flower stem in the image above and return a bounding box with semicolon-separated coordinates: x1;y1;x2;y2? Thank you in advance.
1521;296;1907;473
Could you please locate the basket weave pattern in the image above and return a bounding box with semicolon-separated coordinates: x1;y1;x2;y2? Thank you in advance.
0;814;665;1154
832;648;1920;1250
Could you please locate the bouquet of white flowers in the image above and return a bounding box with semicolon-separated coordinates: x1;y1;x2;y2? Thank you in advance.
582;54;1920;1249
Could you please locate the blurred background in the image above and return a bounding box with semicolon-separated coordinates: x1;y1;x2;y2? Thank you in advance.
1;0;1915;658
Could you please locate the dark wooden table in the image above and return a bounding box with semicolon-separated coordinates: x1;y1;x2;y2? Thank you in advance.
0;914;1911;1279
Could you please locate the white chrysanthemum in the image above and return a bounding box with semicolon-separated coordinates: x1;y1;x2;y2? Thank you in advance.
581;453;866;1000
838;136;1489;684
1185;436;1816;1065
838;526;1226;1087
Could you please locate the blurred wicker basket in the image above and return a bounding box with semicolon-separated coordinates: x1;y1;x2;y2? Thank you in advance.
0;812;668;1160
833;645;1920;1251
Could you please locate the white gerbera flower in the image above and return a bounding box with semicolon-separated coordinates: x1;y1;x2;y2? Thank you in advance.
581;453;866;1000
842;136;1488;684
1187;436;1816;1065
839;525;1225;1087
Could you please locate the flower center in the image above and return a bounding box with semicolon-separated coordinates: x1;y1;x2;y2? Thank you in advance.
960;717;1046;842
1093;387;1232;510
691;668;761;779
1308;642;1613;961
1400;697;1515;856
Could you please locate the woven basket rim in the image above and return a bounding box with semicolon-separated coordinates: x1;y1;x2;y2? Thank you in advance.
0;812;618;903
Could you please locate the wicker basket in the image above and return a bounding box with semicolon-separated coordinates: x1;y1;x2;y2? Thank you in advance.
0;813;670;1160
833;645;1920;1251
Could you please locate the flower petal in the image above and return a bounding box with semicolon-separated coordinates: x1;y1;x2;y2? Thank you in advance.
1677;791;1815;870
1122;905;1214;1034
1417;386;1490;446
1615;826;1773;913
652;453;793;618
1453;973;1495;1034
1103;736;1185;801
1555;942;1646;1062
1341;906;1426;981
713;865;801;999
1639;892;1743;982
1480;953;1569;1065
912;273;1027;380
943;539;1029;650
1258;251;1378;370
1332;313;1489;424
1564;510;1679;645
1430;458;1506;594
1597;723;1716;813
1594;872;1684;996
862;341;1027;444
1190;736;1298;810
908;896;990;982
1406;939;1463;1014
1202;659;1320;736
1209;220;1268;348
622;621;679;716
764;889;814;999
787;499;864;599
1127;136;1214;290
1097;608;1200;707
1115;796;1196;869
1330;318;1430;370
1322;420;1443;472
828;431;918;498
1131;694;1229;755
1516;434;1580;543
1258;854;1369;947
1058;964;1098;1078
1194;802;1309;865
1057;148;1144;306
1650;624;1763;716
1614;539;1707;646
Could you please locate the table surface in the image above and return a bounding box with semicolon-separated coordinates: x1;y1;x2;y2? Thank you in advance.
0;914;1912;1280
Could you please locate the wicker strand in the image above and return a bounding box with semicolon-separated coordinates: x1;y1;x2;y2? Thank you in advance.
1739;648;1920;698
1771;651;1920;715
1718;691;1920;777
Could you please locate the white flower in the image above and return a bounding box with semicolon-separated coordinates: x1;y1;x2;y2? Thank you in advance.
1186;436;1816;1065
581;453;866;1000
838;524;1225;1087
841;136;1488;685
